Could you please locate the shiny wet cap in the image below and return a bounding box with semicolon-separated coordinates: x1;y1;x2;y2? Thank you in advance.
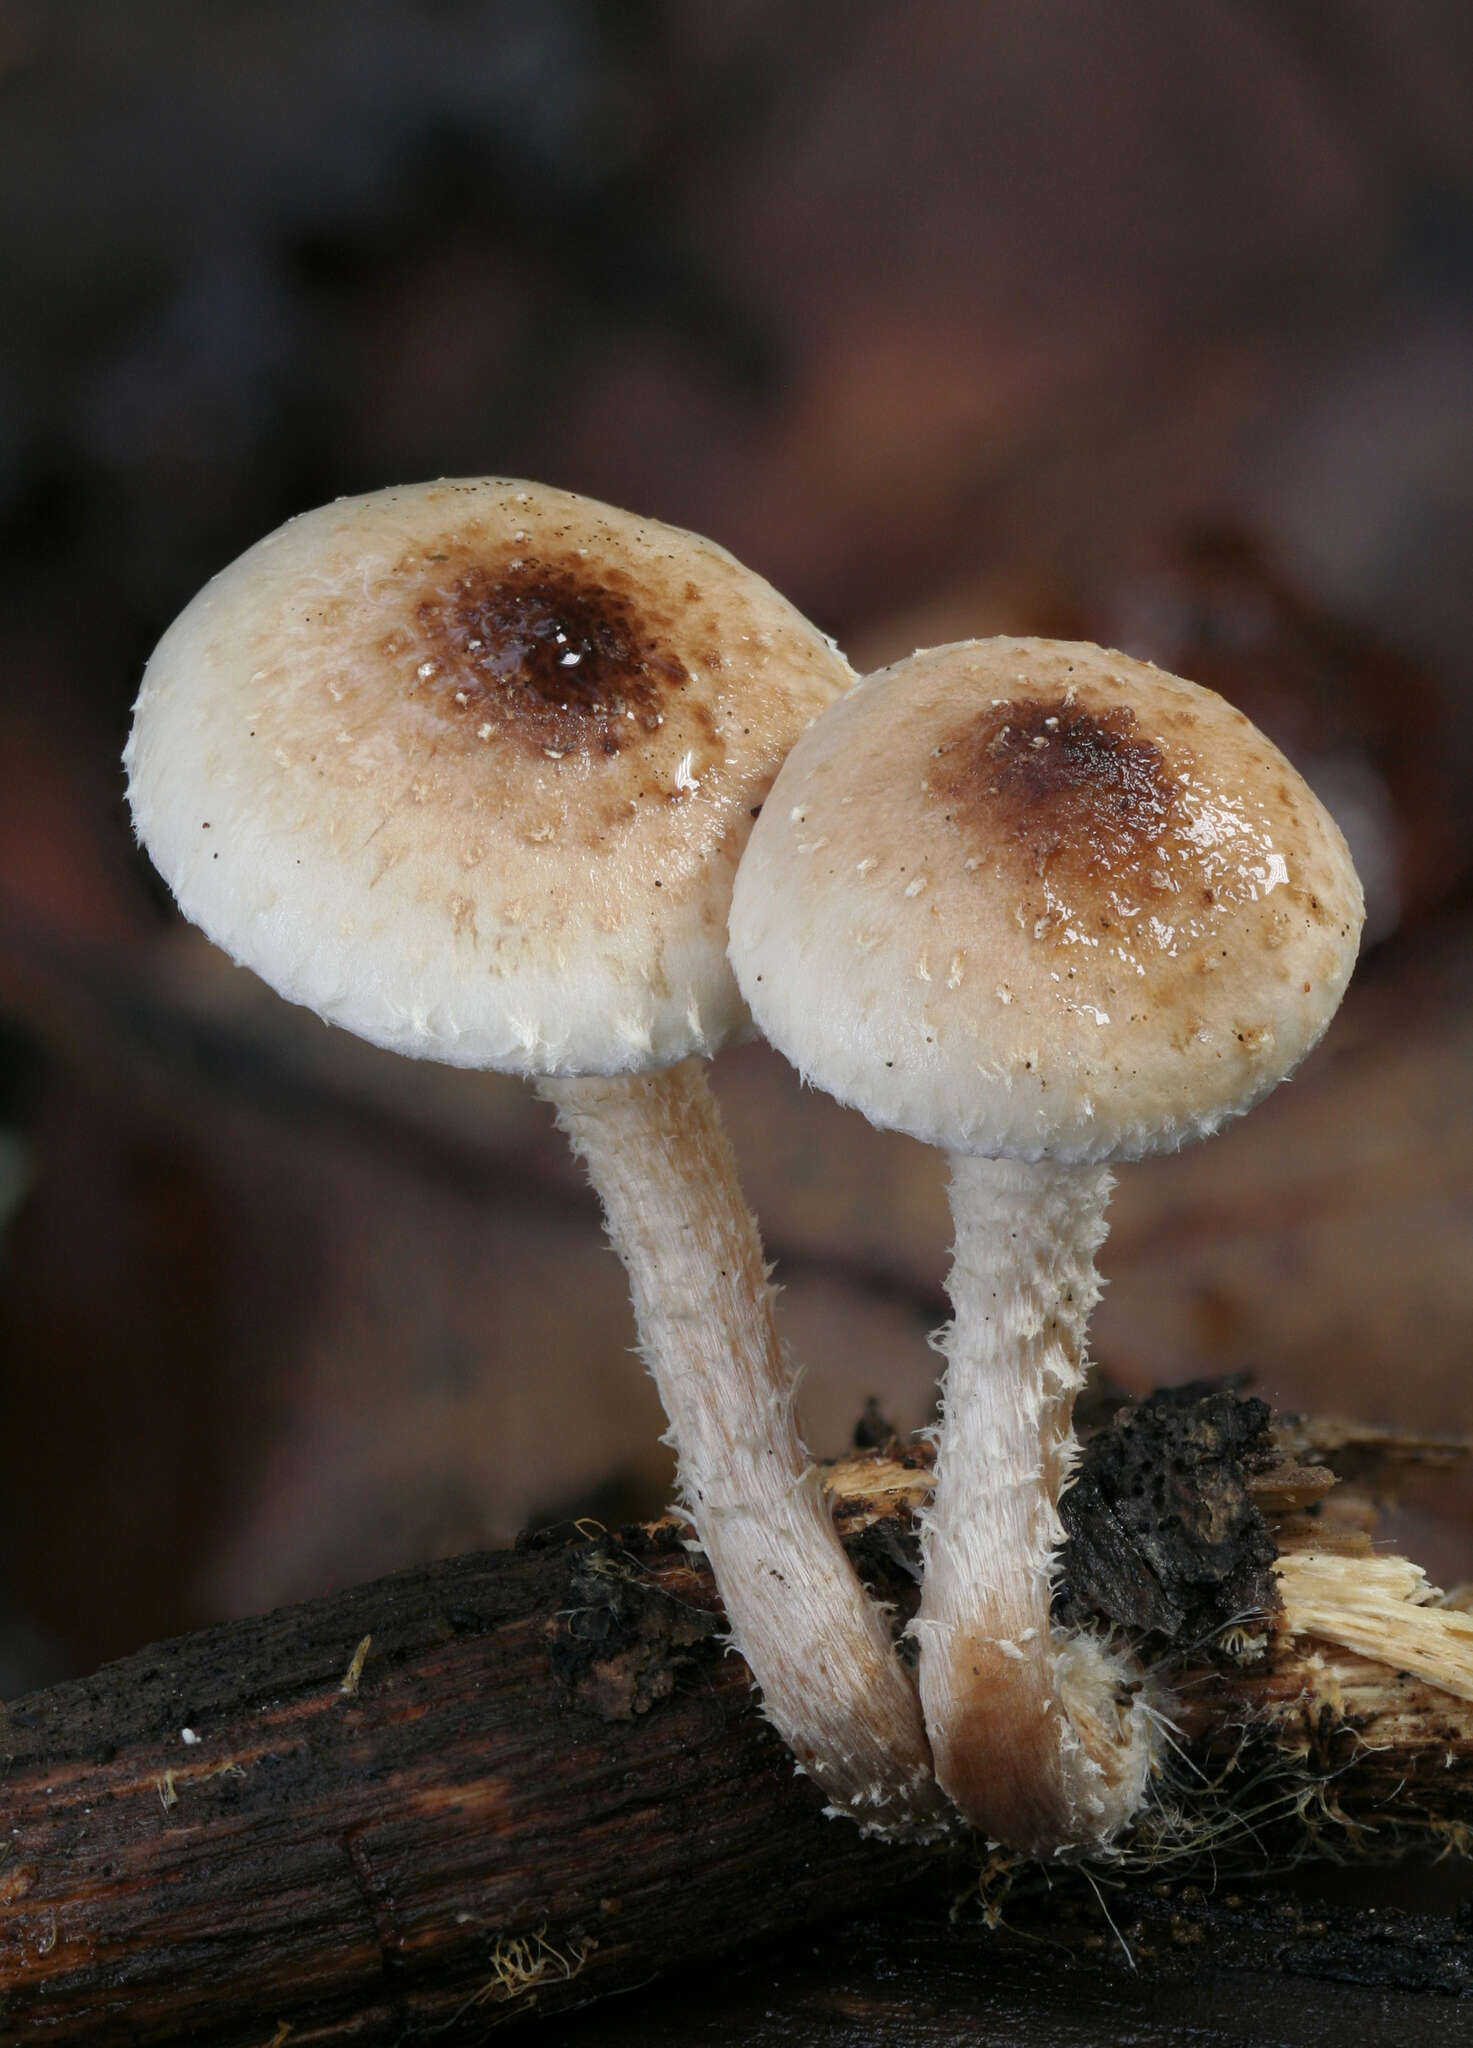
729;638;1363;1163
126;478;852;1075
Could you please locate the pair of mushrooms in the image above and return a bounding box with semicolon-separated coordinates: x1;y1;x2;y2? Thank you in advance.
126;479;1363;1855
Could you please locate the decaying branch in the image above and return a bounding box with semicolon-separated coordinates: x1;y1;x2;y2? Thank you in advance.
0;1388;1468;2042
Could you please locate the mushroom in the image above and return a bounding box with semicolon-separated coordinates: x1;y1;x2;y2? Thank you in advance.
124;478;945;1837
728;636;1364;1855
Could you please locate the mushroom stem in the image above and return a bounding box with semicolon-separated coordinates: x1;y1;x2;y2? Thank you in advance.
915;1153;1154;1855
539;1058;946;1839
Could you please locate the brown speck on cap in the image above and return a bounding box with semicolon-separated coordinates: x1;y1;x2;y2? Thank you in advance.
932;696;1177;889
408;554;701;764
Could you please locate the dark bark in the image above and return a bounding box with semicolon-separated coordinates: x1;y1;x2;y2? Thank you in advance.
0;1395;1468;2042
544;1892;1473;2046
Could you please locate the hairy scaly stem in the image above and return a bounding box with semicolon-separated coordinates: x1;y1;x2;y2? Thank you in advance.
916;1154;1154;1854
542;1059;946;1838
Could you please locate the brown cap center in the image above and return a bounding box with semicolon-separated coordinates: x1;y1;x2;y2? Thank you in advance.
934;696;1179;882
409;554;691;758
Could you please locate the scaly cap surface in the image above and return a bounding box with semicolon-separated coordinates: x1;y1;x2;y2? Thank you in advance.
127;478;852;1075
729;638;1363;1162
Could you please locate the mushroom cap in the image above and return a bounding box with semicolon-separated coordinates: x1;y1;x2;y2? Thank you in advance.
126;478;852;1076
729;638;1364;1164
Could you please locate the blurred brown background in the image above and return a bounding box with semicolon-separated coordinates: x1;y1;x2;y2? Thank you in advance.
1;0;1470;1692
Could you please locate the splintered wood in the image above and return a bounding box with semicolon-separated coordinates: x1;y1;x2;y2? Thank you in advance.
0;1392;1467;2043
